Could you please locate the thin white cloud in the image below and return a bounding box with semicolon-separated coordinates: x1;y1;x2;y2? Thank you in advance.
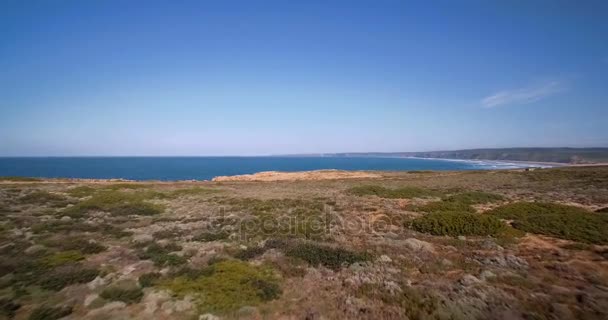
481;80;566;108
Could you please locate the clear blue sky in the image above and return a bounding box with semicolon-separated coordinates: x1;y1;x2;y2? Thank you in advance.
1;0;607;156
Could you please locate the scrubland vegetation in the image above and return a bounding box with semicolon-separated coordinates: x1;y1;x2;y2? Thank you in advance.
0;166;607;319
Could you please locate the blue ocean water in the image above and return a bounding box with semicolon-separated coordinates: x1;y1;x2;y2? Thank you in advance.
0;157;543;181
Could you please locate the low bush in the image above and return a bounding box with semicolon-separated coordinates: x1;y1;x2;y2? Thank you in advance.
45;238;106;254
39;265;100;291
193;231;230;242
100;287;144;304
1;298;20;318
414;201;475;213
28;305;72;320
235;247;266;260
42;250;85;267
488;202;608;244
65;186;97;198
64;190;163;217
285;243;370;270
169;187;220;198
411;212;505;237
488;202;591;220
139;272;162;287
138;243;187;267
18;191;71;207
162;260;281;313
348;185;440;199
443;191;505;205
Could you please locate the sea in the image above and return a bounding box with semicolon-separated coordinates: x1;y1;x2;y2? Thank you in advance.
0;157;551;181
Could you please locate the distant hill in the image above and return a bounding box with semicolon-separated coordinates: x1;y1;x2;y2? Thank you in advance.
325;148;608;164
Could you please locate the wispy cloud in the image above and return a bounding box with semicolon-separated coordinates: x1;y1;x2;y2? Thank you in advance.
481;80;566;108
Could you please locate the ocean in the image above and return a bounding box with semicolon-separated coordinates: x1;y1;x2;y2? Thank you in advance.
0;157;546;181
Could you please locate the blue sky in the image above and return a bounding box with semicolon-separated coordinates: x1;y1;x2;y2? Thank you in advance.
1;0;607;156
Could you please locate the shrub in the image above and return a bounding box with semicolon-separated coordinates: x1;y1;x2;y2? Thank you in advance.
138;243;187;267
65;186;97;198
488;202;608;244
64;190;163;217
28;305;72;320
285;243;370;270
139;272;162;287
411;212;505;237
348;185;439;199
193;231;230;242
100;287;144;304
488;202;590;220
42;250;85;267
443;191;505;205
1;298;20;318
18;191;71;207
39;265;100;290
169;187;220;198
414;201;475;214
49;239;106;255
162;260;281;313
235;247;266;260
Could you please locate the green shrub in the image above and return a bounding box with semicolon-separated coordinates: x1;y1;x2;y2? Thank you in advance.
138;243;187;267
64;190;163;217
193;231;230;242
162;260;281;313
488;202;590;220
100;287;144;304
348;185;440;199
285;243;370;270
443;191;505;205
139;272;162;287
42;250;85;267
358;284;441;320
65;186;97;198
18;191;71;207
28;305;72;320
235;247;266;260
39;265;100;291
414;201;475;213
46;238;106;254
411;212;505;237
489;202;608;244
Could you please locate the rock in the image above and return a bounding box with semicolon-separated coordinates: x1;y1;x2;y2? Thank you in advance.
550;303;574;319
481;239;504;251
87;276;108;290
403;238;435;253
199;313;220;320
25;244;46;255
479;270;496;281
458;236;466;241
459;274;481;286
440;258;453;267
84;293;99;307
60;216;72;222
378;255;392;263
132;234;154;244
482;254;528;269
237;306;260;317
162;295;195;314
142;290;171;314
